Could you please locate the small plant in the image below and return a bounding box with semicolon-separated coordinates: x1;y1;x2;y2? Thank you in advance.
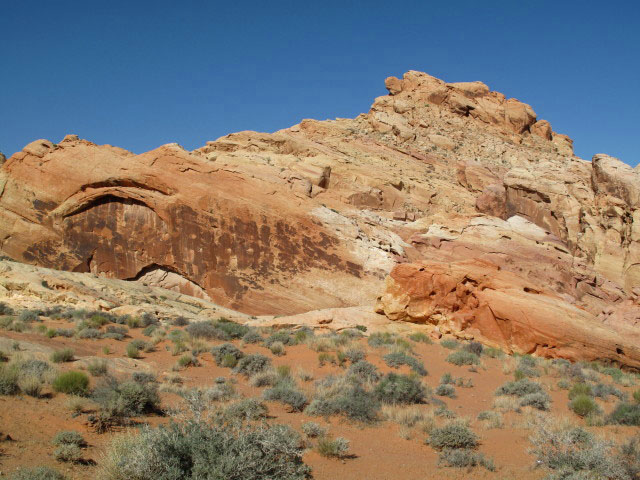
241;330;263;344
87;359;108;376
607;402;640;426
51;348;74;363
269;341;286;356
52;371;89;396
383;351;427;376
435;384;456;398
569;394;599;417
52;431;86;448
374;373;426;405
495;379;543;397
176;353;199;369
428;423;479;450
54;444;83;463
263;382;308;412
211;343;244;366
9;466;67;479
347;360;380;383
317;352;335;366
446;350;480;366
317;436;350;458
440;338;459;350
367;332;396;348
408;331;432;344
633;389;640;403
233;353;272;377
302;422;327;438
568;382;593;400
438;448;495;470
463;341;484;356
520;392;551;411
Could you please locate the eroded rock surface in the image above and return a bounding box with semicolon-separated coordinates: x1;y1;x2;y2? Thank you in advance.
1;69;639;362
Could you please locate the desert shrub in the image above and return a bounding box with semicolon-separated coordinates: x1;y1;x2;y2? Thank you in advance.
634;389;640;403
52;371;89;396
269;341;286;356
440;339;459;350
383;351;427;376
438;448;495;470
592;383;626;401
476;411;503;428
463;341;484;356
125;342;142;359
52;431;86;447
568;383;593;400
435;383;456;398
205;382;236;402
0;301;14;315
367;332;396;348
0;364;19;395
446;350;480;366
343;347;365;363
92;376;161;418
302;422;327;438
233;354;271;377
374;373;426;405
76;327;102;339
483;347;504;358
100;419;310;480
185;321;222;339
347;360;380;383
51;348;74;363
241;330;263;344
141;324;157;337
607;402;640;426
297;368;314;382
428;423;479;450
530;416;632;480
495;379;543;397
54;328;74;338
9;466;66;480
87;359;108;376
263;381;308;412
19;310;40;322
214;318;249;339
317;436;350;458
408;331;432;344
602;366;625;383
223;398;268;422
520;392;551;411
306;382;380;423
317;352;335;366
249;370;278;387
176;353;199;369
557;379;571;390
569;394;599;418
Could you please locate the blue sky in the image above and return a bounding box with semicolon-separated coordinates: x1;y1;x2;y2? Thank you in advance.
1;0;639;165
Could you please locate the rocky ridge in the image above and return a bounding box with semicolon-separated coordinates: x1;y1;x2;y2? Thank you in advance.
1;70;639;366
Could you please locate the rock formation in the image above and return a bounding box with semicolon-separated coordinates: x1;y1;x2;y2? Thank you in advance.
1;70;639;365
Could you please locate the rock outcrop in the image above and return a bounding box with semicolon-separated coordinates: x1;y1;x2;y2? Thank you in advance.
1;70;639;366
376;260;640;368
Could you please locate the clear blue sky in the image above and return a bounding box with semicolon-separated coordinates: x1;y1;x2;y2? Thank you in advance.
1;0;639;165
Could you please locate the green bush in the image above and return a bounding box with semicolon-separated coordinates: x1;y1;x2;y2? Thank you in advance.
269;341;286;356
233;354;272;377
241;330;263;344
374;373;426;404
211;343;244;366
440;339;459;350
438;448;495;471
495;379;543;397
569;394;599;417
408;331;432;344
520;392;551;411
0;364;19;395
367;332;396;348
9;466;67;480
52;371;89;396
87;359;108;376
51;348;74;363
301;422;327;438
306;383;380;423
428;423;479;450
607;402;640;426
92;376;161;417
52;431;86;447
568;383;593;400
463;341;484;356
633;389;640;404
53;444;82;463
316;436;350;458
263;382;308;412
435;384;456;398
446;350;480;366
100;420;310;479
223;398;268;422
347;360;380;382
383;351;427;376
125;343;142;359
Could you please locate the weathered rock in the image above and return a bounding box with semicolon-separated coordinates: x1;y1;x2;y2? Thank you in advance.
376;260;640;368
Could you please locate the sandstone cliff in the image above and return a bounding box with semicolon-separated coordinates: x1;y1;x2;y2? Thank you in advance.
1;71;639;365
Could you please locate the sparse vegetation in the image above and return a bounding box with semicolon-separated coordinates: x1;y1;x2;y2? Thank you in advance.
52;371;89;396
374;373;426;405
317;436;350;458
428;422;479;450
51;348;74;363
